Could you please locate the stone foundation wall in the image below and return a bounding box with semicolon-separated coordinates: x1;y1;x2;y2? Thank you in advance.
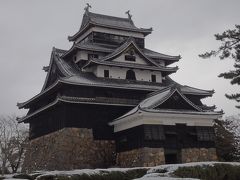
116;147;165;167
22;128;218;172
181;148;218;163
22;128;115;173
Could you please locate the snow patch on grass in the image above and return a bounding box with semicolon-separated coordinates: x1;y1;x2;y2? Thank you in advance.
148;161;240;175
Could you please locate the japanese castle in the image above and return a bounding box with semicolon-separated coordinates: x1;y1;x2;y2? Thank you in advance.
18;6;222;171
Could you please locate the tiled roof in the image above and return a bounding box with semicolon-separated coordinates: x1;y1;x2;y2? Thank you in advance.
140;87;202;111
17;48;214;109
143;48;180;65
18;95;139;123
82;12;138;30
69;12;152;41
110;86;222;123
180;85;214;95
82;38;178;74
62;42;180;64
84;59;178;74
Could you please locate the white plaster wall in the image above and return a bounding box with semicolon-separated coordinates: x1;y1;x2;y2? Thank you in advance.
76;51;88;62
75;50;105;63
113;112;219;132
95;65;162;83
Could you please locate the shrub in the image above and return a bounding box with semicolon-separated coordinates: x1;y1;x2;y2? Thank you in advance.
13;173;33;180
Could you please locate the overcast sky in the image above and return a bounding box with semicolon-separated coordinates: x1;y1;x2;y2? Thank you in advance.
0;0;239;117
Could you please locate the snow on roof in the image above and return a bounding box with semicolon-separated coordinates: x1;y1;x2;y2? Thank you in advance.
140;88;171;109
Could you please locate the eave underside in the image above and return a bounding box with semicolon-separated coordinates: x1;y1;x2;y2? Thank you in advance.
18;95;139;123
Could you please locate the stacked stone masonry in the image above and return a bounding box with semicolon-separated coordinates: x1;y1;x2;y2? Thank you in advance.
23;128;218;172
22;128;115;173
116;147;165;167
181;148;218;163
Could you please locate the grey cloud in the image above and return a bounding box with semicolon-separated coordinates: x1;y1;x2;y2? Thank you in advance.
0;0;239;116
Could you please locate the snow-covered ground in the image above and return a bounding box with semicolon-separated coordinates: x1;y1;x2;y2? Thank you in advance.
135;161;240;180
1;161;240;180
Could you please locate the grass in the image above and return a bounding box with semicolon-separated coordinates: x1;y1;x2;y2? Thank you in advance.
173;164;240;180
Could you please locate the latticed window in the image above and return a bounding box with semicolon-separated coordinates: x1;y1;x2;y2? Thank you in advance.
88;54;99;60
144;125;165;140
196;127;215;141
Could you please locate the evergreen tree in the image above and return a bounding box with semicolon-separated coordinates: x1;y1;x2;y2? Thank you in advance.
214;117;240;161
199;25;240;108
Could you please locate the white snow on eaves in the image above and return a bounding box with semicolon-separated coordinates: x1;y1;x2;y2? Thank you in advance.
140;89;171;108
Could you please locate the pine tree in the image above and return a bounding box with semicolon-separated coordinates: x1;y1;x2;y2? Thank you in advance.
214;117;240;161
199;25;240;108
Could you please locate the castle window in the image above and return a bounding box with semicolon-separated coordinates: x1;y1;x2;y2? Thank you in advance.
88;54;99;60
125;49;136;61
125;55;136;61
126;70;136;80
196;127;215;141
144;125;165;141
104;70;109;78
73;56;77;62
151;74;156;82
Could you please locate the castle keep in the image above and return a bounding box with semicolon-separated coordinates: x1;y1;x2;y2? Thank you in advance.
18;6;222;171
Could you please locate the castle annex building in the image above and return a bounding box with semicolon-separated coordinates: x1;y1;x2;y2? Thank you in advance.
18;7;222;171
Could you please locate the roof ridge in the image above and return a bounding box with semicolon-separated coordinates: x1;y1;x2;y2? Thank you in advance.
87;37;162;67
183;85;215;93
88;12;132;22
144;48;181;59
141;87;203;112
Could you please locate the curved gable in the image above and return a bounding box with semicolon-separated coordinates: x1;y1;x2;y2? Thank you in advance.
155;91;201;111
141;88;202;112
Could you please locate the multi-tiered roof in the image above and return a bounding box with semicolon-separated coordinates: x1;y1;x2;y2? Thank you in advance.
17;8;222;125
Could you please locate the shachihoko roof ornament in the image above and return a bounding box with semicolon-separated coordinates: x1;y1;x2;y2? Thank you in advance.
84;3;92;14
125;10;132;20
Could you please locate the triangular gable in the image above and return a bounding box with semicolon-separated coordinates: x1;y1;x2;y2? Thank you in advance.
140;88;202;112
99;38;160;67
111;44;153;66
41;48;68;91
41;50;56;91
41;60;59;91
153;89;202;111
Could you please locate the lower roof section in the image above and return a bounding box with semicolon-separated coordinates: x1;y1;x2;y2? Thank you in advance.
18;95;138;123
17;76;214;110
17;47;214;110
109;109;222;133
